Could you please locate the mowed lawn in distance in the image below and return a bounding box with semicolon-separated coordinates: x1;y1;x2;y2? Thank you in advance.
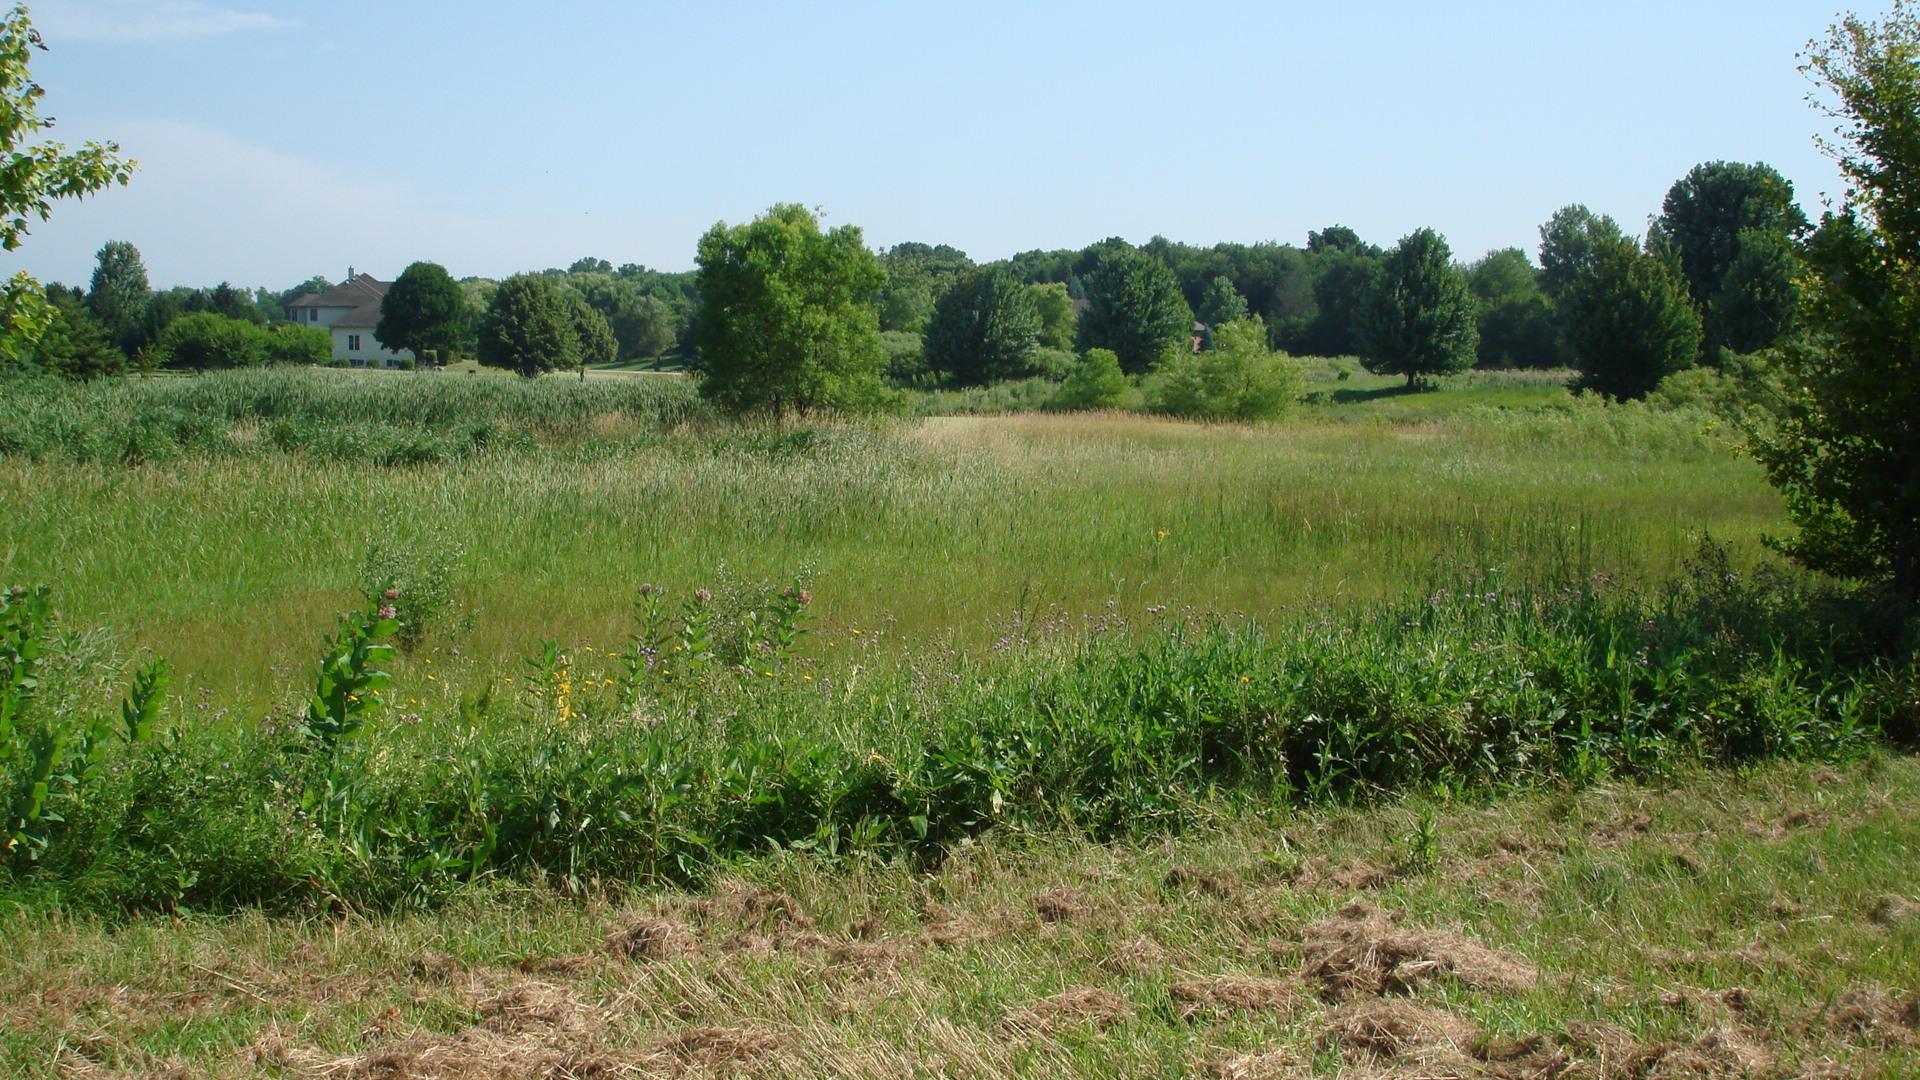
0;376;1778;702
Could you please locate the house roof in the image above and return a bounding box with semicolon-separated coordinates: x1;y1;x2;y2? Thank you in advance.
288;273;388;329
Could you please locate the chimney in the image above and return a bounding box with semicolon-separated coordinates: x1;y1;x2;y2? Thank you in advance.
348;265;356;280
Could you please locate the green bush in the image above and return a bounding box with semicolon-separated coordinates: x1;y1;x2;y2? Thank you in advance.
1048;349;1132;411
1145;320;1300;421
264;323;333;366
155;312;270;370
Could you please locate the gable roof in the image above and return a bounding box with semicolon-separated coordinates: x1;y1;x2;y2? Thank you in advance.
288;273;388;329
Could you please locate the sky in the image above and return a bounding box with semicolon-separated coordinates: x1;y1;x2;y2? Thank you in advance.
1;0;1872;290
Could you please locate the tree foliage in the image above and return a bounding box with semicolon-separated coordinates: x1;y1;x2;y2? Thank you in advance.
1147;319;1299;421
35;293;122;380
1076;244;1193;375
924;266;1041;386
568;296;617;368
1467;248;1562;369
1049;348;1131;411
1707;228;1804;356
377;261;467;358
86;240;147;353
694;203;888;418
1655;161;1807;311
1356;228;1478;387
1196;274;1250;329
1029;281;1076;350
477;274;578;378
1750;1;1920;599
0;5;135;363
1560;231;1702;400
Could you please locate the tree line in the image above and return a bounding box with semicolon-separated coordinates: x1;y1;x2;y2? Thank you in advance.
7;150;1801;400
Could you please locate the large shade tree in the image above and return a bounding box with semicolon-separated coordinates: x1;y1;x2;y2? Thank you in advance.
1355;228;1478;387
377;261;467;358
694;203;887;418
1076;244;1193;375
1655;161;1808;357
924;265;1041;386
476;274;578;377
1559;230;1702;400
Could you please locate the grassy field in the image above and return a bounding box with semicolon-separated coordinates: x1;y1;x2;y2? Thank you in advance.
5;756;1914;1078
0;369;1777;702
2;367;1913;1076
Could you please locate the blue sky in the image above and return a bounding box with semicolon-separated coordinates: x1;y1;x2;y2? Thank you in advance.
4;0;1866;289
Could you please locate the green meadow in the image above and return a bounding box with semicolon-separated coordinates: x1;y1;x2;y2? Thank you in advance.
2;367;1776;700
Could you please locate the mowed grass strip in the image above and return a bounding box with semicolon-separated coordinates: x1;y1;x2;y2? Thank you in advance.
3;756;1913;1078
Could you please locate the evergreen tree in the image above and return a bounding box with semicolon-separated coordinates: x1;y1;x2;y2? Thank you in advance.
923;266;1041;386
1076;244;1194;375
38;294;124;380
477;274;578;378
1356;228;1478;387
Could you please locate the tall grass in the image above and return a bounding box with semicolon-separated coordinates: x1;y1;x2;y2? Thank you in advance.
4;543;1910;911
1;405;1778;699
0;367;707;464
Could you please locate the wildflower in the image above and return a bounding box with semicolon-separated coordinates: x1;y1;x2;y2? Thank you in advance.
427;674;436;681
1241;676;1250;682
383;587;400;601
695;589;712;603
1156;530;1167;538
424;658;432;664
637;583;658;597
763;671;774;677
852;629;862;635
377;604;397;620
803;675;812;680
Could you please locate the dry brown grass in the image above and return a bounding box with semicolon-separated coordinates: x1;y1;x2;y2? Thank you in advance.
1296;901;1540;1000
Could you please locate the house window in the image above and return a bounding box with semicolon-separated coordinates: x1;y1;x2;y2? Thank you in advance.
308;309;317;323
348;334;361;351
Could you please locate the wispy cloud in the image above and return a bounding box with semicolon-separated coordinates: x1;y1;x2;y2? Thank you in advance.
33;1;293;44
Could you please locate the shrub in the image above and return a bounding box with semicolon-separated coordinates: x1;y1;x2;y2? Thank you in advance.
155;313;270;370
264;323;332;366
1146;320;1300;421
1049;349;1132;411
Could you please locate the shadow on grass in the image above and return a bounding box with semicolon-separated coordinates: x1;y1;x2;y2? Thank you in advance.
1330;383;1433;404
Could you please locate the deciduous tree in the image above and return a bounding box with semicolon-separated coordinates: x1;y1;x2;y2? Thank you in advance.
1076;244;1193;375
1356;228;1478;387
0;5;135;363
377;261;467;358
86;240;147;352
924;265;1041;386
694;203;887;418
477;274;578;378
1560;232;1702;400
1750;1;1920;599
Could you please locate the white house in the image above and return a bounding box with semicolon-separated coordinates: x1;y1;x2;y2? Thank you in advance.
285;269;415;368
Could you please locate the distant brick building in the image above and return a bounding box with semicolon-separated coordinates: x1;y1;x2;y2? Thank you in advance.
285;270;414;367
